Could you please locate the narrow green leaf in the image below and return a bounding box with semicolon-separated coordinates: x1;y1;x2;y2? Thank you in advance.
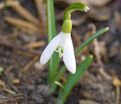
3;0;7;9
64;2;89;19
54;81;64;89
0;67;3;75
56;56;93;104
47;0;60;84
50;27;109;92
75;27;109;56
47;0;56;42
50;65;66;93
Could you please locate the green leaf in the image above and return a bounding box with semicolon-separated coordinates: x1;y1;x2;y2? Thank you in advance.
47;0;56;42
50;65;66;93
75;27;109;56
54;81;64;90
3;0;7;9
56;56;93;104
47;0;60;84
50;27;109;92
64;2;89;19
0;67;3;75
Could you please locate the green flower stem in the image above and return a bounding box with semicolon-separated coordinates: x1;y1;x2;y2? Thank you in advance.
64;2;89;20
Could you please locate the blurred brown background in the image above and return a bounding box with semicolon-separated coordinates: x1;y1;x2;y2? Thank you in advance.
0;0;121;104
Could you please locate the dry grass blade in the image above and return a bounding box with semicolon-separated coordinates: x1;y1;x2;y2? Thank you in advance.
0;96;24;104
34;0;47;35
23;56;39;72
88;24;112;80
89;24;108;63
0;41;41;56
24;41;45;49
34;0;46;22
5;16;40;34
0;87;16;95
4;65;14;75
113;78;121;104
0;0;39;24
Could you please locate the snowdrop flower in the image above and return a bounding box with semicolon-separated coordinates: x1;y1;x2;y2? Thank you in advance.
40;19;76;73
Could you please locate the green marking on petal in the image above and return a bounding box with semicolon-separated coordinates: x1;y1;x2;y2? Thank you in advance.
56;46;64;53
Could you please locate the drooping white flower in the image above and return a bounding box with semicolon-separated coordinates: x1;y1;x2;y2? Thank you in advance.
40;31;76;74
40;3;90;74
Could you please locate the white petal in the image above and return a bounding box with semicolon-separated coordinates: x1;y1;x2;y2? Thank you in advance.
63;33;76;74
57;32;68;47
40;32;62;65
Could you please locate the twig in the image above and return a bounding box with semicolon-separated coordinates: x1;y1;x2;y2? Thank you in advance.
0;41;41;56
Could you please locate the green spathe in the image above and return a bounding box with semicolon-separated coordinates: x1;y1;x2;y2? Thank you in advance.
61;19;72;33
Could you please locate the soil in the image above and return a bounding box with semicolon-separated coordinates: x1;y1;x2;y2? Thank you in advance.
0;0;121;104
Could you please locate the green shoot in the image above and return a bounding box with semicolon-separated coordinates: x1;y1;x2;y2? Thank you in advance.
47;0;60;84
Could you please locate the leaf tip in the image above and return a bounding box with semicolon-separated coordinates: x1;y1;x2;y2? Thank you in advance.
0;67;3;74
85;6;89;12
106;27;109;31
89;55;93;59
